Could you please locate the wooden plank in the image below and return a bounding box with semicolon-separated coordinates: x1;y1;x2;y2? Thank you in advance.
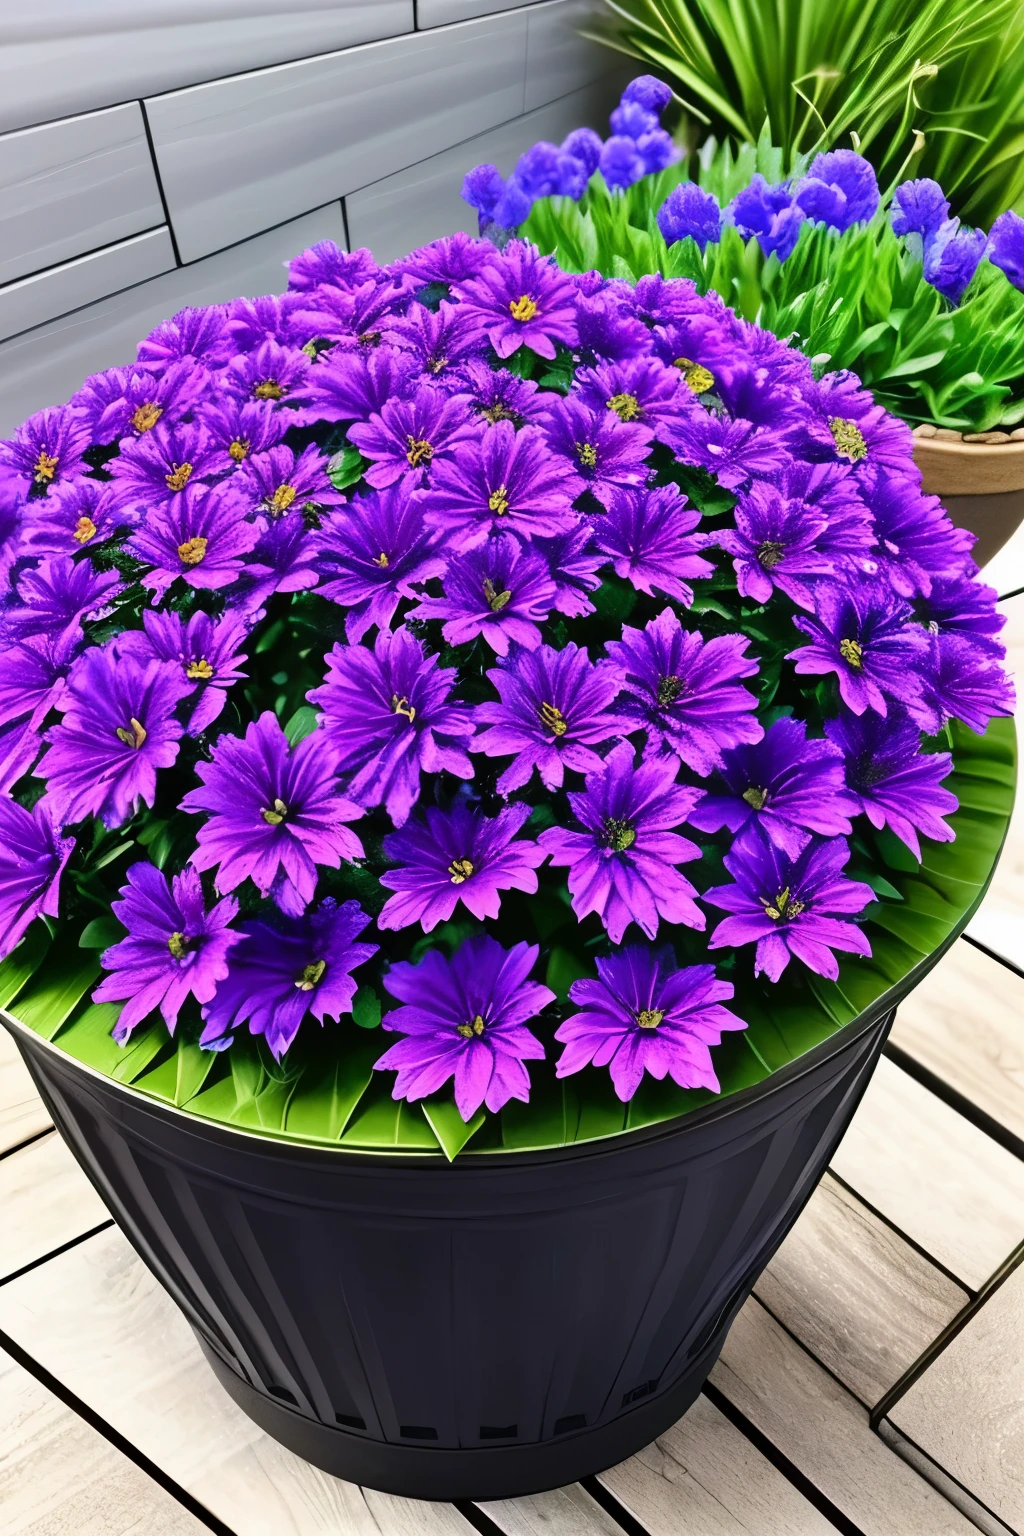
481;1484;626;1536
710;1297;978;1536
830;1055;1024;1288
0;1129;109;1281
0;1226;475;1536
0;1027;49;1156
754;1173;968;1407
885;1261;1024;1536
598;1392;836;1535
892;937;1024;1143
0;1343;205;1536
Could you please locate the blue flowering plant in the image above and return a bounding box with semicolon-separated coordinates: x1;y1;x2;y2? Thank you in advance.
468;79;1024;435
0;229;1014;1158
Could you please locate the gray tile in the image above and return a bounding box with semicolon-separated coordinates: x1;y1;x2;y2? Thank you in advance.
524;0;610;112
417;0;543;23
0;229;176;344
0;204;344;436
345;77;622;264
0;4;413;136
145;12;529;263
0;104;164;286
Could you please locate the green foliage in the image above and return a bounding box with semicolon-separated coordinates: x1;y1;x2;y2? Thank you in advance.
591;0;1024;222
3;717;1014;1158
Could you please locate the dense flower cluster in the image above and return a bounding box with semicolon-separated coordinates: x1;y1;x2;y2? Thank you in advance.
0;229;1012;1123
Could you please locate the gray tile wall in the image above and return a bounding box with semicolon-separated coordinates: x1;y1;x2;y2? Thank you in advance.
0;0;623;437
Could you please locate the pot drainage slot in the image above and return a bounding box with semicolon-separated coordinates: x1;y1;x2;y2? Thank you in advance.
479;1424;517;1440
400;1425;438;1440
335;1413;366;1430
622;1378;660;1407
553;1414;587;1435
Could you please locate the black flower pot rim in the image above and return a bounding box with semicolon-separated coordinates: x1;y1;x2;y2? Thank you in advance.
0;931;951;1170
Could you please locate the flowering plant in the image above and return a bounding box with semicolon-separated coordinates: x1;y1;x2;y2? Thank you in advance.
0;228;1014;1158
467;79;1024;435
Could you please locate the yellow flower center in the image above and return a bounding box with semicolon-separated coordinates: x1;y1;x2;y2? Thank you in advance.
165;462;193;492
73;515;98;544
482;402;515;424
482;577;512;612
828;416;868;462
742;786;768;811
757;540;785;570
607;392;641;422
115;717;147;750
33;450;59;484
509;295;538;322
228;438;250;462
448;857;475;885
260;797;288;825
656;675;685;707
167;931;188;959
673;358;715;394
131;402;163;434
186;658;214;680
392;694;416;722
253;379;284;401
295;959;326;992
603;817;636;852
539;701;568;737
636;1009;664;1030
578;442;598;468
839;638;864;670
406;435;434;468
456;1013;487;1038
177;536;207;566
763;886;805;921
373;551;390;568
270;483;297;514
488;485;510;516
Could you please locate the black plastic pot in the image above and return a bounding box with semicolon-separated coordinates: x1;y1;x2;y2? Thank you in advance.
6;999;893;1500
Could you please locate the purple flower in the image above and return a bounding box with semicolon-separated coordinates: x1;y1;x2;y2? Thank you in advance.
0;798;74;960
230;508;320;616
127;483;261;598
513;140;565;199
0;717;40;796
408;533;556;655
606;608;762;775
472;641;624;792
891;179;950;242
117;609;248;735
562;127;603;178
396;232;497;286
1;556;121;647
420;420;577;551
914;572;1005;657
0;633;77;732
789;582;927;715
539;742;704;942
689;717;857;856
314;486;444;640
622;75;673;113
863;469;973;598
108;421;221;511
792;371;915;477
665;410;789;490
534;524;605;617
636;128;679;175
911;633;1015;736
453;242;578;360
657;183;723;251
93;864;241;1042
541;395;653;506
232;443;343;518
347;384;481;490
37;647;190;828
795;151;879;231
375;935;552;1121
135;307;234;372
224;293;305;353
72;362;204;444
181;711;365;915
573;355;694;440
0;406;91;493
199;898;377;1059
19;478;127;556
719;482;836;608
705;827;873;981
924;222;988;305
384;299;484;383
595;483;713;602
193;398;286;473
574;290;651;364
288;241;382;292
290;277;414;350
728;177;805;261
988;210;1024;291
305;345;417;425
309;626;475;827
452;360;545;428
222;340;312;410
556;949;746;1100
378;800;546;931
824;710;957;859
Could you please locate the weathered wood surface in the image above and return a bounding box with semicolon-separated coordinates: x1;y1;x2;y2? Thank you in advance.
481;1484;635;1536
0;1129;109;1281
0;1028;49;1156
0;1343;206;1535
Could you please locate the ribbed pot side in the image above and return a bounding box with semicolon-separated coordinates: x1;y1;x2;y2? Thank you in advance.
7;1006;892;1501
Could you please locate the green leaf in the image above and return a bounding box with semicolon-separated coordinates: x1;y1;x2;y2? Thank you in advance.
422;1096;485;1161
351;985;382;1030
341;1077;440;1150
283;705;320;747
56;1003;139;1077
13;948;101;1041
0;924;50;1010
285;1032;381;1142
136;1041;219;1106
545;945;589;1001
327;443;367;491
78;914;124;950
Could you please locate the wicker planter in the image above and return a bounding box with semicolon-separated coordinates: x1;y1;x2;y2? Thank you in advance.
913;430;1024;568
4;994;896;1501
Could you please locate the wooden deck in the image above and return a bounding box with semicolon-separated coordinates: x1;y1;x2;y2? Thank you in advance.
3;541;1023;1536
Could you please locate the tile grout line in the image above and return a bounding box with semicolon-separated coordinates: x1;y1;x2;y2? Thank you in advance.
0;1319;239;1536
139;98;182;266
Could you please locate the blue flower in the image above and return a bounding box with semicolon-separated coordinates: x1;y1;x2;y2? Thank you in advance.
923;222;988;306
728;176;805;261
561;128;603;177
621;75;673;114
988;210;1024;292
657;182;723;251
891;178;950;242
795;150;879;231
599;136;646;192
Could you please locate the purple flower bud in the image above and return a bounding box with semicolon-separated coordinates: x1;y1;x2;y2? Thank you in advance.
891;178;950;242
923;221;988;306
621;75;673;114
599;135;646;192
561;127;603;177
988;209;1024;291
657;182;723;251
